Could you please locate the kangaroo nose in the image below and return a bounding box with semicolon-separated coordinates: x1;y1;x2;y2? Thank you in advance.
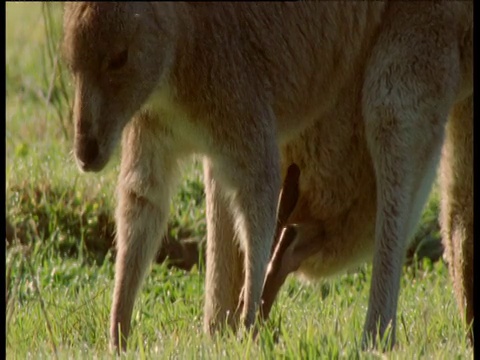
76;137;99;167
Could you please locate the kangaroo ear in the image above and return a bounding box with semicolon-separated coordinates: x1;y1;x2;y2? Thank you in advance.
271;163;301;255
121;12;142;50
131;13;142;39
277;162;301;225
147;3;177;37
133;13;141;24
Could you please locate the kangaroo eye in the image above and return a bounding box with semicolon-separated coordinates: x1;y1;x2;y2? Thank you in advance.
108;49;128;70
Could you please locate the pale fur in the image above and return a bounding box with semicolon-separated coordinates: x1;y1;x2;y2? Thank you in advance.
62;1;473;351
439;95;474;338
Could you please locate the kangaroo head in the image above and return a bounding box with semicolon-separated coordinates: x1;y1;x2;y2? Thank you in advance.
63;2;176;172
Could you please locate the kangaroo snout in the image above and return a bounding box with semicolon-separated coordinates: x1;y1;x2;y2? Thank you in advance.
74;135;101;172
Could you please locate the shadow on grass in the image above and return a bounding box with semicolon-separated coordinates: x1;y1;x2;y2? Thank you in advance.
6;181;204;271
6;181;442;272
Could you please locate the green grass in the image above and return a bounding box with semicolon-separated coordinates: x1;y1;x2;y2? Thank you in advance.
6;3;472;359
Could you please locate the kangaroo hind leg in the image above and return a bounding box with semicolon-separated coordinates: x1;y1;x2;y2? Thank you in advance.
439;95;474;342
361;2;463;349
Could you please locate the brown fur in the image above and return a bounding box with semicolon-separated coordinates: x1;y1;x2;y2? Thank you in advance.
63;1;473;351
